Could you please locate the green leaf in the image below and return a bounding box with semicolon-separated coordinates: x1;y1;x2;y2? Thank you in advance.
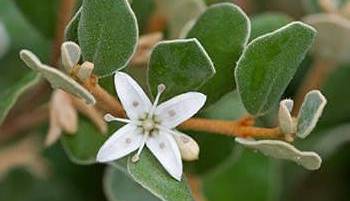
297;90;327;139
185;3;250;104
61;117;108;165
148;39;215;100
0;73;40;125
65;7;81;43
304;14;350;63
250;12;292;40
104;165;160;201
78;0;138;77
14;0;59;39
127;149;194;201
235;22;316;116
203;148;282;201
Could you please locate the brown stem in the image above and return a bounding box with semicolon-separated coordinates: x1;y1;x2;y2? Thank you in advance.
293;57;336;115
187;174;207;201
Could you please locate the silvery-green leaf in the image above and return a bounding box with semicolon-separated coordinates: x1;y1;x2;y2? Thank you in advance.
0;21;10;58
235;137;322;170
127;149;194;201
0;73;40;125
250;12;292;40
235;22;316;116
185;3;250;104
155;0;205;38
304;14;350;63
61;41;81;71
278;99;296;134
78;0;138;77
148;39;215;100
61;117;108;165
297;90;327;139
19;50;95;105
104;165;160;201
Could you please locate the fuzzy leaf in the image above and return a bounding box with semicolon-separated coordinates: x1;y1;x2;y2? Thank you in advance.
148;39;215;100
61;117;108;165
104;166;160;201
304;14;350;63
236;138;322;170
185;3;250;104
278;99;295;134
297;90;327;138
0;73;40;125
127;149;194;201
235;22;316;116
19;50;95;105
78;0;138;76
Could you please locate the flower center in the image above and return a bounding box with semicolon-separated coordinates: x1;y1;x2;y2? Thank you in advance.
142;118;155;132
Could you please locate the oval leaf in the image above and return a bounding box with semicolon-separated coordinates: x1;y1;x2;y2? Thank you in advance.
235;22;316;116
297;90;327;138
78;0;138;76
185;3;250;104
104;166;160;201
61;117;108;165
148;39;215;100
127;149;194;201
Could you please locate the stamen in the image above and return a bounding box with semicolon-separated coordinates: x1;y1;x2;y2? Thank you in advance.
149;84;166;116
104;113;133;124
131;131;149;162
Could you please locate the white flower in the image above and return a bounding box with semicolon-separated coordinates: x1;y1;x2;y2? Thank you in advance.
97;72;206;181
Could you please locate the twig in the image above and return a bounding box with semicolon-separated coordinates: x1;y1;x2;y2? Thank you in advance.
187;174;207;201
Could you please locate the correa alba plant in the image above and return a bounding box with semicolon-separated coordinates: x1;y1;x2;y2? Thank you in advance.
5;0;350;200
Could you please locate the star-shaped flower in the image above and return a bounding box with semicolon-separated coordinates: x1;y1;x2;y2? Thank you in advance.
97;72;206;181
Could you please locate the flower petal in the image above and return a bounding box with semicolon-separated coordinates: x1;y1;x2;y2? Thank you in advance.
114;72;152;120
155;92;206;128
97;124;141;162
146;132;183;181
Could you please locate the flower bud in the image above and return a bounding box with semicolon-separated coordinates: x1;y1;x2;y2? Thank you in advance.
173;131;199;161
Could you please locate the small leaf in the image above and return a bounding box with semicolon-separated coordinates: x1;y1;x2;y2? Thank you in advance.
78;0;138;76
236;137;322;170
19;50;96;105
61;117;108;165
148;39;215;100
278;99;296;134
297;90;327;138
61;41;81;71
127;149;194;201
104;165;160;201
235;22;316;116
250;12;292;40
304;14;350;63
185;3;250;104
0;73;40;125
